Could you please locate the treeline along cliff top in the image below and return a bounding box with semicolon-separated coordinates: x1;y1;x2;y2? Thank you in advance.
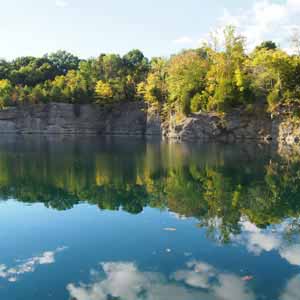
1;26;300;116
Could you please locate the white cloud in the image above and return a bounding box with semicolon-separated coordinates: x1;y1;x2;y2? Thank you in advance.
173;1;300;51
236;220;300;267
0;246;67;282
234;221;282;255
172;261;215;289
169;212;188;220
213;274;254;300
174;260;255;300
242;221;261;233
216;0;300;51
280;244;300;266
55;0;68;8
67;261;207;300
280;274;300;300
173;36;194;44
287;0;300;13
247;232;281;255
67;260;255;300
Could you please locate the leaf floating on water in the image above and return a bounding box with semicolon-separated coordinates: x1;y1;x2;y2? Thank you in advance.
163;227;177;232
242;275;254;281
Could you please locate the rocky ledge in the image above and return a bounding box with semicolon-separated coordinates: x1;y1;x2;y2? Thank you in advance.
165;110;273;142
0;102;155;136
0;102;299;145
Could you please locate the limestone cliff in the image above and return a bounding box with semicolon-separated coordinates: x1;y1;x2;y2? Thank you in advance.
165;110;272;142
1;102;300;146
0;102;153;136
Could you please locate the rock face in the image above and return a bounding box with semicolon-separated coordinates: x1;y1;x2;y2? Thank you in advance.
0;102;155;136
166;110;273;142
1;102;300;145
277;119;300;145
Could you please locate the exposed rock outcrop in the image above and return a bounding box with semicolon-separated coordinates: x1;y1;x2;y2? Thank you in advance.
0;102;156;136
1;102;300;146
165;110;272;142
277;119;300;145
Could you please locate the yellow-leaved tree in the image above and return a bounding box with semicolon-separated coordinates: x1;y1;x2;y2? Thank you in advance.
95;80;113;103
0;79;12;109
137;58;168;108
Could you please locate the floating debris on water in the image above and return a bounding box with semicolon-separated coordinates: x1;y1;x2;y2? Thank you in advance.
163;227;177;231
242;275;254;281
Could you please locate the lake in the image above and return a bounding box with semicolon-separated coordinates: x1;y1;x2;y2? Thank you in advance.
0;136;299;300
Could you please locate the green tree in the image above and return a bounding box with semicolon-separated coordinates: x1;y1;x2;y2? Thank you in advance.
30;84;47;104
0;79;12;108
0;60;11;80
137;57;168;107
123;49;149;83
255;41;277;51
167;49;209;115
248;47;295;109
45;50;80;75
205;26;251;111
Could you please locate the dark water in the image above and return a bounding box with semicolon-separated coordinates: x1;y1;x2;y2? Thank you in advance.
0;136;299;300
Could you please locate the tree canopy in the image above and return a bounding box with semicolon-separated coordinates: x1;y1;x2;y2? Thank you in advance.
1;27;300;115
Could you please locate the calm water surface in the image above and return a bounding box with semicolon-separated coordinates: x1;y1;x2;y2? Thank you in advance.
0;136;299;300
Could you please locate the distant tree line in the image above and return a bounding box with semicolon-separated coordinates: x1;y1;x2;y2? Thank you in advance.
1;26;300;115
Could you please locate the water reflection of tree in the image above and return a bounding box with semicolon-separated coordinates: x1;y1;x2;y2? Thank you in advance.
0;138;299;242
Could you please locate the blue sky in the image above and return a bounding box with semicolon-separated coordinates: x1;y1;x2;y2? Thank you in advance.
0;0;299;59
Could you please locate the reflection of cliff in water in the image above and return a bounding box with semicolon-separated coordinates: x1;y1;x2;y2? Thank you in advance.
0;135;300;241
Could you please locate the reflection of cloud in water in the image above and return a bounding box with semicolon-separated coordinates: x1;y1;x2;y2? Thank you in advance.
67;260;255;300
280;245;300;266
246;231;281;254
169;212;188;220
0;246;67;282
172;261;215;289
236;220;300;266
280;274;300;300
237;221;281;255
173;261;254;300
